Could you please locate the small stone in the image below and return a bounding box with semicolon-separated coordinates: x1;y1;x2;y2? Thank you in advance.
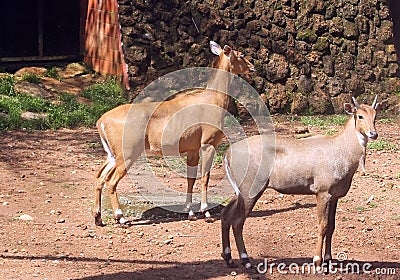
163;239;173;245
18;214;33;221
2;202;9;206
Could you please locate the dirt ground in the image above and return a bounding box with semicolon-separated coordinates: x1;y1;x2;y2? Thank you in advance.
0;115;399;280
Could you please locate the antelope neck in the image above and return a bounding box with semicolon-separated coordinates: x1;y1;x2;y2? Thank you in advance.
206;56;232;95
339;116;367;152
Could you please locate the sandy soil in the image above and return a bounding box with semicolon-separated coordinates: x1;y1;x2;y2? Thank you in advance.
0;116;399;280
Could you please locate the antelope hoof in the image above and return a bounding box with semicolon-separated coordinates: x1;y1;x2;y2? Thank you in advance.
94;212;105;227
95;217;105;227
116;216;127;225
188;210;197;221
114;209;126;225
242;261;255;274
313;256;323;273
221;253;237;268
204;211;216;223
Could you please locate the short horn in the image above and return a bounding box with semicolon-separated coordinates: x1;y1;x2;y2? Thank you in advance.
352;97;361;109
372;95;378;109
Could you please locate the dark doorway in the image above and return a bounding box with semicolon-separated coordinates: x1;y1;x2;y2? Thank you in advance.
389;0;400;63
0;0;80;61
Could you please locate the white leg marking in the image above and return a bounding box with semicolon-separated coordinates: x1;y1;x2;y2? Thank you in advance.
188;210;195;217
245;262;252;269
313;255;321;263
115;209;126;224
240;253;249;259
115;208;123;215
313;256;322;272
200;202;208;212
224;247;231;255
205;211;211;218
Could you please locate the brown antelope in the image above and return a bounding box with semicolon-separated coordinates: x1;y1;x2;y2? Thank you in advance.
93;41;255;226
221;96;379;271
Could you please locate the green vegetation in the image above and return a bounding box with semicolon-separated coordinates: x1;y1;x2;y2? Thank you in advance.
0;75;127;130
296;29;317;43
367;139;397;151
0;74;15;96
377;118;395;124
393;87;400;97
21;73;41;84
300;114;348;128
45;67;61;80
313;37;330;52
214;142;230;165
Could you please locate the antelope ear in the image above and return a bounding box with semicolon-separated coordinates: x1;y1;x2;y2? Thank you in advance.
344;103;356;115
210;41;222;55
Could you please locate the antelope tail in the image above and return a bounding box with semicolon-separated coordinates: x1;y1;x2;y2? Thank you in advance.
224;156;240;196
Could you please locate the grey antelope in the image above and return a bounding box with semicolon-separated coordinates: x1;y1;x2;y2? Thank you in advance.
93;41;255;226
221;96;379;271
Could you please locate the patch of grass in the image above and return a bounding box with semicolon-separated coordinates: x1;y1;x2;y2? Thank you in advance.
45;67;60;80
324;128;338;136
356;205;366;212
300;116;325;127
367;140;397;151
391;215;400;221
21;73;41;84
393;87;400;97
80;78;125;108
0;74;15;96
300;114;347;128
377;118;395;124
214;142;230;165
0;94;51;130
0;77;127;130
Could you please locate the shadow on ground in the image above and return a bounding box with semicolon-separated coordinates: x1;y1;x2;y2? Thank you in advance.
119;202;316;227
3;254;397;280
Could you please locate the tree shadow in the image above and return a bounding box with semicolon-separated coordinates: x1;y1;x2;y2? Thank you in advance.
3;253;397;280
0;254;267;280
264;256;400;277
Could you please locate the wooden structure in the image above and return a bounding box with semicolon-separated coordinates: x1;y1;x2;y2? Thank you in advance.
0;0;128;88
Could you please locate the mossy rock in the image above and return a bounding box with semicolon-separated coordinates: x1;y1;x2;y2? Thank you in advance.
296;29;317;43
313;37;330;52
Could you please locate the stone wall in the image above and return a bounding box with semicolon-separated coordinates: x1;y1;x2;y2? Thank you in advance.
117;0;399;114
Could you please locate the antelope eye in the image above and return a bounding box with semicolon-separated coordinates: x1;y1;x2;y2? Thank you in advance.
357;115;364;120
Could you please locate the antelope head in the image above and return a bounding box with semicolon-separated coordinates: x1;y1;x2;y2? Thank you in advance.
209;41;255;75
344;96;379;142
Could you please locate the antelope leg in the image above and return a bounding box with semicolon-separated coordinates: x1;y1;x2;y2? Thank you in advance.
314;192;331;271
